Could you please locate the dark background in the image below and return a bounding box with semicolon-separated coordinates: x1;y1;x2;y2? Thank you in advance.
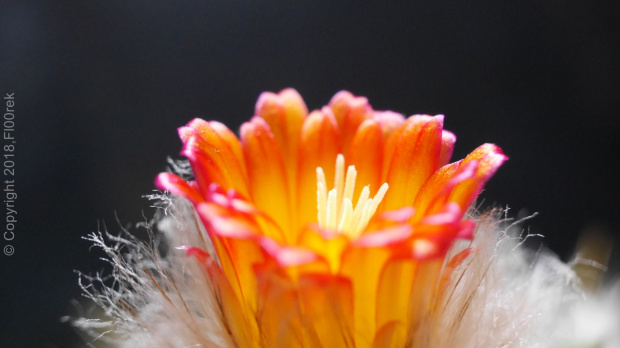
1;1;619;347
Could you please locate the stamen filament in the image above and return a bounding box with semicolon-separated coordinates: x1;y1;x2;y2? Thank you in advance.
351;186;370;223
334;154;345;217
316;168;328;226
342;165;357;211
337;198;354;231
326;189;338;230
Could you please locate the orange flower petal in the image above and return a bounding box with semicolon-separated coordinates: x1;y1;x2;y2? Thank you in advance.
297;225;350;273
297;108;341;230
373;111;405;141
341;223;414;347
439;130;456;167
155;172;204;205
195;203;265;313
183;246;259;346
412;144;506;221
447;144;507;213
297;274;354;348
181;141;229;198
259;238;320;268
328;91;373;152
241;117;293;241
407;204;474;253
340;245;393;347
180;120;249;197
346;119;384;200
412;161;473;220
407;260;443;338
253;265;310;347
255;89;307;229
383;115;444;211
209;120;249;180
373;321;407;348
352;225;412;248
375;259;417;342
255;88;307;163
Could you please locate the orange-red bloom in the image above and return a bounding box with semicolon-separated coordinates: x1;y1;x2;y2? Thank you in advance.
156;89;506;347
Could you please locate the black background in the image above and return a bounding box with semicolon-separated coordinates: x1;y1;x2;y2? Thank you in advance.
1;1;619;347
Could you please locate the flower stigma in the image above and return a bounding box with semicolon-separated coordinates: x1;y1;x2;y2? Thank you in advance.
316;153;389;238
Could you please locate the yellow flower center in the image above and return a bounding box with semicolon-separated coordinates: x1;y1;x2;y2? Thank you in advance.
316;154;389;239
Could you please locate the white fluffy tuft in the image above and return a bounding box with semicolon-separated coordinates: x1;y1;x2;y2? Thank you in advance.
74;194;232;347
426;209;584;348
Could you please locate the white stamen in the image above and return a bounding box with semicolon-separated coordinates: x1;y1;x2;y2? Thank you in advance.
316;168;327;225
337;198;354;231
343;166;357;207
326;189;338;230
334;154;345;217
351;186;370;223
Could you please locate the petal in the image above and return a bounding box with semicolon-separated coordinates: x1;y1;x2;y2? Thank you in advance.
180;119;249;197
416;144;507;217
297;108;341;229
241;117;293;241
297;225;350;273
340;245;393;347
372;111;405;141
407;260;444;339
439;130;456;167
352;225;412;248
259;237;320;267
412;161;474;220
373;321;406;348
253;265;309;347
255;88;307;225
259;237;331;284
297;274;354;348
205;185;288;246
255;89;308;156
196;202;258;239
183;247;259;346
375;259;416;346
383;115;444;211
209;120;248;178
378;207;415;222
447;144;507;212
346;119;384;200
195;203;266;313
181;138;223;196
328;90;373;153
155;172;204;205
